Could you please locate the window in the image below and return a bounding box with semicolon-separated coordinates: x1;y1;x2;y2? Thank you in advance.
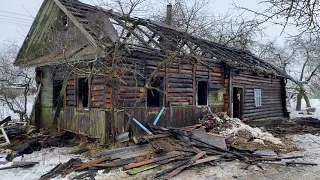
197;81;208;105
147;77;163;107
78;78;89;108
62;15;68;27
254;89;261;107
53;80;63;108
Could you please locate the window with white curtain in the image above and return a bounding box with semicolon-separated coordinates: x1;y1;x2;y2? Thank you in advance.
254;89;261;107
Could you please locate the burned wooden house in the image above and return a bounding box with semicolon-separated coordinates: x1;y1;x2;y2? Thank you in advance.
15;0;291;142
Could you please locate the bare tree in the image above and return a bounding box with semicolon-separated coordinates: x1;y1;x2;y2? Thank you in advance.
289;36;320;110
0;41;34;121
234;0;320;36
148;0;263;49
254;39;294;72
255;36;320;111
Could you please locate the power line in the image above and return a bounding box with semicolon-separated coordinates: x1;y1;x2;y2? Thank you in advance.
22;5;35;19
0;17;32;24
0;10;33;18
0;14;33;21
0;20;30;27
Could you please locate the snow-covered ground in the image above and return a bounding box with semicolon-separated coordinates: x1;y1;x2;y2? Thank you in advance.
289;99;320;119
0;147;83;180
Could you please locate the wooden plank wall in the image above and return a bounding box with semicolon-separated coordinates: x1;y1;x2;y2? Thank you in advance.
232;71;285;121
59;108;107;142
114;106;205;135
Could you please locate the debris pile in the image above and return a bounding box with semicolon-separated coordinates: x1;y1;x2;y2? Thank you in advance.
0;114;318;179
36;121;316;179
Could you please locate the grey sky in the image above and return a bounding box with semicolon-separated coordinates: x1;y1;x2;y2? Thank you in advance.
0;0;297;46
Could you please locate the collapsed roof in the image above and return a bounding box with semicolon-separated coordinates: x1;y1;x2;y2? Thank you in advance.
15;0;292;79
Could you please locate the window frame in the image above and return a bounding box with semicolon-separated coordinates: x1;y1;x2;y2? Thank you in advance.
254;88;262;107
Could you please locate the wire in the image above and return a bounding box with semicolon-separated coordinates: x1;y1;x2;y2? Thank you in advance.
22;5;35;19
0;14;33;22
0;17;32;24
0;21;30;27
0;10;33;18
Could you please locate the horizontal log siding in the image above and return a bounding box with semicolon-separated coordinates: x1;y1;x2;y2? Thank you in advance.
167;63;194;105
91;75;112;109
65;79;76;107
232;72;285;121
118;58;146;107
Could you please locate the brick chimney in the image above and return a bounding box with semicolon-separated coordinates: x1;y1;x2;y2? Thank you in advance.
165;4;172;25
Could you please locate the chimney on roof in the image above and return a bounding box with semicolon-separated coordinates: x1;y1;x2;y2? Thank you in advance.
165;4;172;25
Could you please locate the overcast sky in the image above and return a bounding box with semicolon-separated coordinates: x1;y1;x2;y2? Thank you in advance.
0;0;297;47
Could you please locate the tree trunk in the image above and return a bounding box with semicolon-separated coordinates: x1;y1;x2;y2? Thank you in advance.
296;91;302;111
296;86;311;111
303;91;311;108
19;113;24;122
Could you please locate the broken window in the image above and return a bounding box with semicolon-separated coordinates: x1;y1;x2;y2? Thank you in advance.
147;77;163;107
197;81;208;106
62;15;68;28
53;80;63;108
78;78;89;108
254;89;262;107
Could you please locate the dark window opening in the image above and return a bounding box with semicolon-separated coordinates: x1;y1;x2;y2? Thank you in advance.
62;15;68;28
147;77;163;107
78;78;89;108
197;81;208;105
53;80;63;108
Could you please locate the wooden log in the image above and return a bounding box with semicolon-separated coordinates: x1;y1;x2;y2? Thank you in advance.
192;156;220;166
91;158;137;168
127;155;186;175
155;159;190;178
164;151;205;179
77;156;111;170
167;88;193;93
123;153;179;170
0;161;38;170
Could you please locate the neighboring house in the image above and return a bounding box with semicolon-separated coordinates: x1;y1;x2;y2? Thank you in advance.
14;0;292;142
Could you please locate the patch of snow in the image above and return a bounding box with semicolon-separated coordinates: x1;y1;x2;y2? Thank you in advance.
0;161;12;168
222;118;283;144
289;99;320;120
252;139;265;145
0;147;83;180
95;169;129;180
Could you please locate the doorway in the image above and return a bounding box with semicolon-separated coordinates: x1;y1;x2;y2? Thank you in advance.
233;87;244;119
